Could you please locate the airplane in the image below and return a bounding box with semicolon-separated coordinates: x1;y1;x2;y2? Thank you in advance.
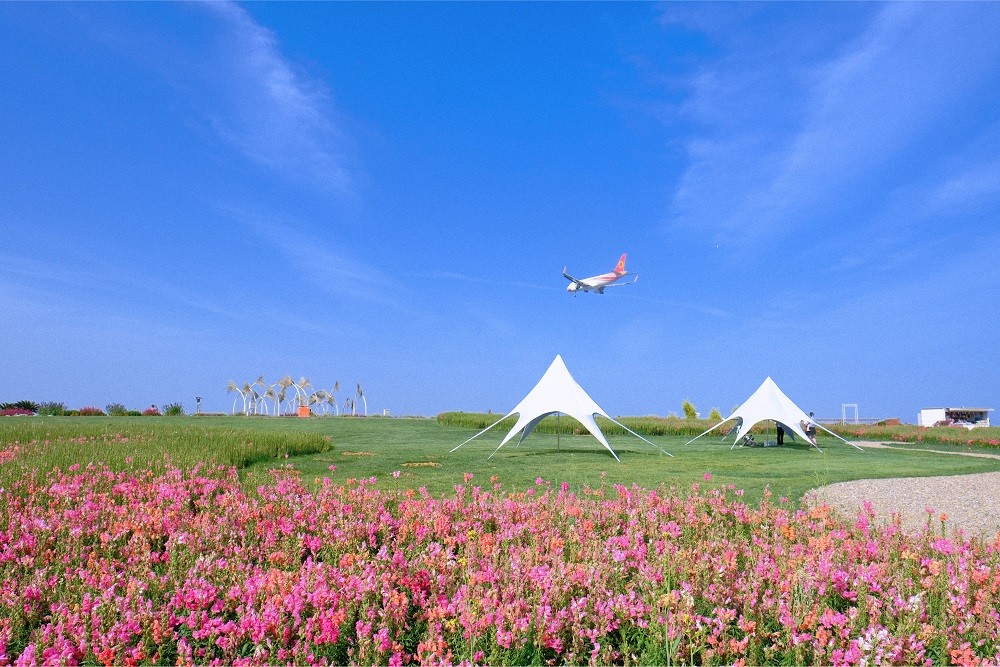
563;253;637;294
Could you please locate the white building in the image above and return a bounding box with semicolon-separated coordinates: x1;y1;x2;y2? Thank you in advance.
918;407;992;429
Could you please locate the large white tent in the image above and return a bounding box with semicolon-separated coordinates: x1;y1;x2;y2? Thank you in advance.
685;376;863;452
450;355;671;461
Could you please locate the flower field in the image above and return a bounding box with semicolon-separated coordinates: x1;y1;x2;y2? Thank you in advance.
3;456;999;665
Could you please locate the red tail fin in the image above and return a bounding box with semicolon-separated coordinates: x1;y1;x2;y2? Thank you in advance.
614;253;626;274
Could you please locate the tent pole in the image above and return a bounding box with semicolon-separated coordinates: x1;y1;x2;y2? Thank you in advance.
685;420;731;447
486;438;508;460
606;416;673;457
816;422;865;451
557;412;560;451
450;415;509;453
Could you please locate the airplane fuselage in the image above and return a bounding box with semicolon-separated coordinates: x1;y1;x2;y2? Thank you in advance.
566;271;625;294
563;253;632;294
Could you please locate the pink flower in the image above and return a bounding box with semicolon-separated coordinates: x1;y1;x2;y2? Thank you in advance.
5;445;997;666
704;473;712;481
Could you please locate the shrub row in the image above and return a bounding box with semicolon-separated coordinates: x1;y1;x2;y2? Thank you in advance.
1;401;188;417
437;412;1000;448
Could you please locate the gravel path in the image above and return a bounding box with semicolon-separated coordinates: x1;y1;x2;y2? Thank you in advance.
805;442;1000;538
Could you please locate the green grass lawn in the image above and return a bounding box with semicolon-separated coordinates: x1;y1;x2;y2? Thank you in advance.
5;415;1000;507
240;416;1000;505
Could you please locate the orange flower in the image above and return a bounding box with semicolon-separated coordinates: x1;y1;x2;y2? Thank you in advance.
97;648;115;667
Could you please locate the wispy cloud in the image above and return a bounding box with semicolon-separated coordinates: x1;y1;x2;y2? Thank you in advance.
197;2;355;194
73;1;356;193
666;4;1000;248
226;208;401;305
923;161;1000;218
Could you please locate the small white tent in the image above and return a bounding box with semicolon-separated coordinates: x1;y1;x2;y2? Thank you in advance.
451;355;670;461
685;377;863;452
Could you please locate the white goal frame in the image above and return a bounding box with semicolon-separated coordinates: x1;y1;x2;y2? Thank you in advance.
841;403;859;424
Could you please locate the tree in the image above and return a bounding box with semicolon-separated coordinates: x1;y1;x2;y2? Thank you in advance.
356;384;367;417
709;407;723;422
682;400;698;420
106;403;128;416
277;376;295;415
291;376;311;411
227;381;248;416
331;381;340;415
252;376;268;415
242;383;253;415
163;402;185;416
37;402;66;416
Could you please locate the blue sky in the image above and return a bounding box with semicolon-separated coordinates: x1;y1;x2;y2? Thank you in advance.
2;2;998;420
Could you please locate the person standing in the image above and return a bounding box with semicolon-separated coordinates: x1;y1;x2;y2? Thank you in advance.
804;412;818;445
776;423;785;446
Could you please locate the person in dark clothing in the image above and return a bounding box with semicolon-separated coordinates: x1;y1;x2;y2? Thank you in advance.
776;423;785;446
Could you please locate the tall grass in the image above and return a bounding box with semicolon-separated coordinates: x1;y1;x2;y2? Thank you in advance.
440;412;744;437
825;422;1000;447
438;412;1000;448
0;417;330;486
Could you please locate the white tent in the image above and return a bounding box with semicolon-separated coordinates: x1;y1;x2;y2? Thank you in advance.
685;377;863;452
450;355;671;461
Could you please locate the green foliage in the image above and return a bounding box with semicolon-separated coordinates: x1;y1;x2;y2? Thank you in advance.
826;422;1000;448
709;407;723;422
163;402;186;417
127;410;142;417
78;407;105;416
682;399;698;419
0;401;38;412
438;412;723;437
36;402;66;416
105;403;128;417
0;417;331;486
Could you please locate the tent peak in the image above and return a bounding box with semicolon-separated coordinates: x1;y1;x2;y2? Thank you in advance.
451;354;671;459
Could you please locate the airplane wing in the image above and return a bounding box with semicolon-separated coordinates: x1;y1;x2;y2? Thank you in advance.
562;267;588;288
600;275;639;287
